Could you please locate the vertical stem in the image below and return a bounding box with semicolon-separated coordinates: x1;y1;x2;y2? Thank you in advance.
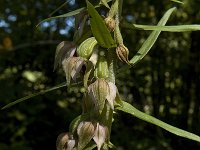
108;0;118;18
118;0;123;19
114;14;123;44
107;48;116;84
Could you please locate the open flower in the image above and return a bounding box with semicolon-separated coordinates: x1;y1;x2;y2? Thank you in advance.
88;79;117;112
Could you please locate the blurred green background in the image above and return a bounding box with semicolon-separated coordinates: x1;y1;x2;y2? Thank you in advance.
0;0;200;149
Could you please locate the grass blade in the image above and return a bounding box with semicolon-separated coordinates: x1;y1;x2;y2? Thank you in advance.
49;0;72;17
116;101;200;143
129;7;176;66
36;7;85;27
124;23;200;32
1;82;67;110
171;0;184;4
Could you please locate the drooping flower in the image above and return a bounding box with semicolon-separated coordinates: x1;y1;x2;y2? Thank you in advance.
93;123;108;150
54;41;76;71
77;121;96;150
56;132;76;150
77;121;109;150
62;57;85;85
88;79;117;112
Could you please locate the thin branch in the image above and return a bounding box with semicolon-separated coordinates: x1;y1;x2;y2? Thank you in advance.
0;40;60;53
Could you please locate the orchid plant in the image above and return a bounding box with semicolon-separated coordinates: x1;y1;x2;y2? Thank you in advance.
2;0;200;150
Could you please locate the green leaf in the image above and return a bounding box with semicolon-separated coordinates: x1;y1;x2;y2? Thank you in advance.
116;101;200;143
129;7;176;66
36;7;85;27
124;24;200;32
86;0;116;48
1;82;67;110
171;0;184;4
49;0;72;17
100;0;110;8
69;113;89;134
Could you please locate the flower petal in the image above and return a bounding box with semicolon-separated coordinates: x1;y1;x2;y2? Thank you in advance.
106;82;117;110
77;121;96;150
88;79;109;113
93;123;108;150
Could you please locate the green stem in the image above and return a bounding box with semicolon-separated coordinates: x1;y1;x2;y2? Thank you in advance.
118;0;123;19
114;14;123;44
107;49;116;84
108;0;118;18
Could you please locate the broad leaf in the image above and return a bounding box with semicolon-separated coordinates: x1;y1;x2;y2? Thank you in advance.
1;82;67;110
129;7;176;66
86;0;116;48
116;101;200;143
36;7;85;27
124;23;200;32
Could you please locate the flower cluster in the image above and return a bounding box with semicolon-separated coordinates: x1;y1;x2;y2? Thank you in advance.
55;1;130;149
56;36;119;150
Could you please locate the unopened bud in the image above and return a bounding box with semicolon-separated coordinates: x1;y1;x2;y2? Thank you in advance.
104;17;116;32
116;44;130;64
94;56;109;79
77;37;98;59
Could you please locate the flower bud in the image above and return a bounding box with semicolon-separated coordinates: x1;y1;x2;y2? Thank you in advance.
116;44;130;64
104;17;116;32
77;37;98;59
56;132;75;150
94;56;109;79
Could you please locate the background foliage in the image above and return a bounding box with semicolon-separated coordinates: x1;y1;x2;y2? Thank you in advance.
0;0;199;149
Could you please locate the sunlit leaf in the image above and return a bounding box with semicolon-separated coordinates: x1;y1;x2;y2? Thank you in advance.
116;101;200;143
100;0;110;8
1;82;67;110
129;7;176;66
36;7;85;27
171;0;184;4
124;23;200;32
86;0;116;48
